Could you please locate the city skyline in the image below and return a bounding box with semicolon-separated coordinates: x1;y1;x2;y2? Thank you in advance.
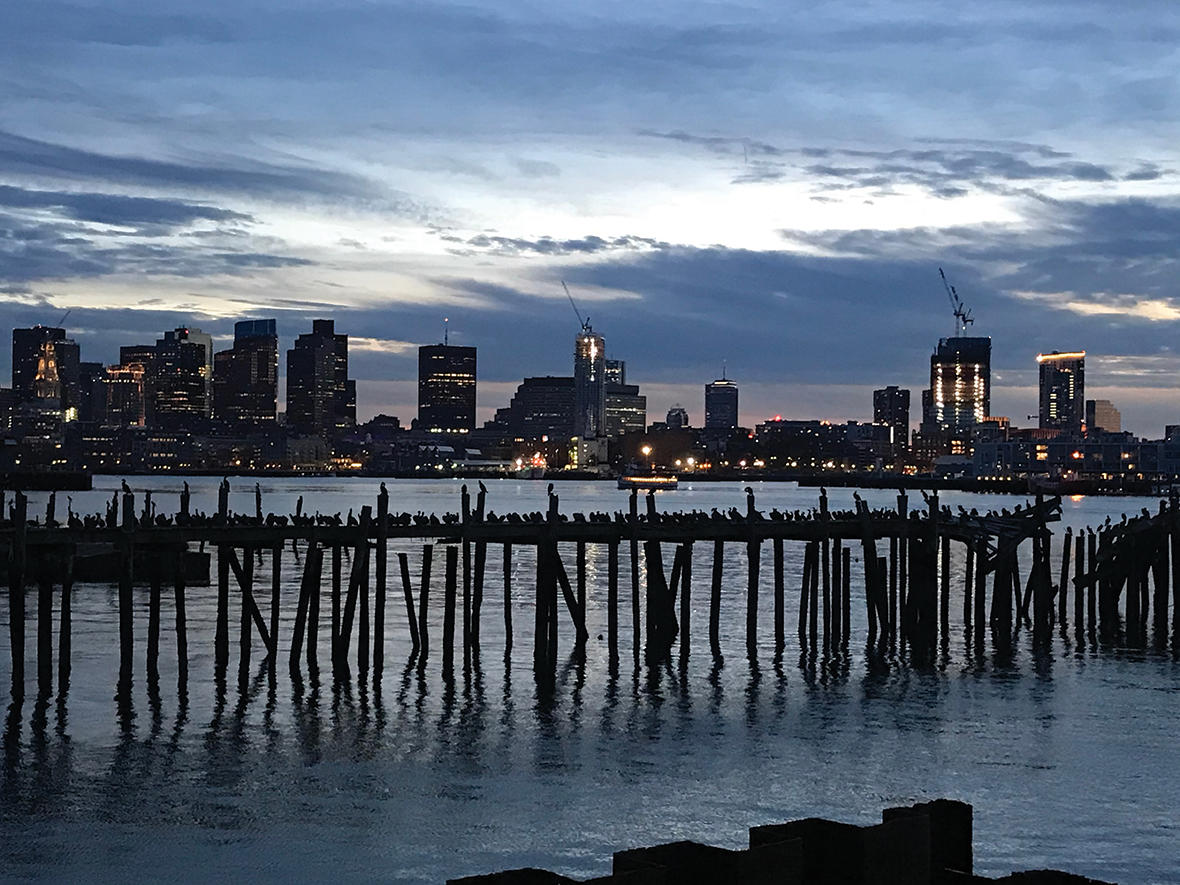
3;3;1180;435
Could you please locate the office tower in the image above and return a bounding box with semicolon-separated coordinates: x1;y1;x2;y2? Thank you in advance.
666;405;689;428
605;383;646;436
926;336;990;430
505;376;575;439
1086;399;1121;434
605;359;626;386
13;326;64;400
105;364;146;426
12;326;81;416
78;361;106;423
873;385;911;449
185;327;213;416
1037;351;1085;432
213;319;279;429
705;375;739;430
418;343;477;434
286;319;355;436
573;324;606;439
153;327;211;428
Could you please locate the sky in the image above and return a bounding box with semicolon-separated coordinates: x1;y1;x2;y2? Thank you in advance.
2;0;1180;435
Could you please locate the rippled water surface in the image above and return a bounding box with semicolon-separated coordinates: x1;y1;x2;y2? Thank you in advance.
2;477;1178;883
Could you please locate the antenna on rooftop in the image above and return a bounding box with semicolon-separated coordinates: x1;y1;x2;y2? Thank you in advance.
444;317;449;346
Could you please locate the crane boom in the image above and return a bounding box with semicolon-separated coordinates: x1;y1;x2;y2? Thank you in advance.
562;281;590;333
938;267;974;336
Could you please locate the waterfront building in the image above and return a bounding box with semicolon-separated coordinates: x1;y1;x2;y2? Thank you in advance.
286;319;356;436
418;343;477;434
213;319;279;429
1037;351;1085;433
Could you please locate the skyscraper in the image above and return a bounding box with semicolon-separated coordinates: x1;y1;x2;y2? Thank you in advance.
12;326;80;417
153;327;211;429
573;324;606;439
1086;399;1120;433
1037;351;1085;433
286;319;355;436
705;376;739;430
13;326;64;400
666;405;689;428
926;336;990;430
418;343;477;434
213;319;279;429
605;359;626;386
605;384;646;436
873;385;910;449
505;376;575;440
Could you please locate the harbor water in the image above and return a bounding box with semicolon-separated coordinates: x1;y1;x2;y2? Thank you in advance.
1;477;1178;883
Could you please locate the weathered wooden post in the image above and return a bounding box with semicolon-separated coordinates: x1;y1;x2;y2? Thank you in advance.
461;485;471;670
397;552;420;654
831;538;842;647
608;540;620;661
679;541;693;666
1058;527;1072;632
472;482;487;650
418;544;433;664
374;484;388;672
120;490;135;691
331;544;342;663
174;546;188;690
270;544;282;675
502;543;513;651
798;541;811;650
37;554;53;695
629;489;640;663
238;545;255;687
147;553;161;685
214;483;229;677
58;549;73;695
710;539;724;658
940;535;951;640
9;491;27;697
773;537;785;653
820;489;830;653
1073;531;1085;639
443;544;458;676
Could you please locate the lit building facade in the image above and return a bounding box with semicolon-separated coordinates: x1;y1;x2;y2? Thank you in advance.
418;343;477;434
873;385;910;450
213;318;279;429
286;319;355;436
573;326;606;439
605;383;646;436
1037;351;1085;433
153;327;210;429
705;377;739;430
504;376;575;440
928;336;990;431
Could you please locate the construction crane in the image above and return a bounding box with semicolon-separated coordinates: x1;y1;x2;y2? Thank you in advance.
562;281;591;334
939;267;973;336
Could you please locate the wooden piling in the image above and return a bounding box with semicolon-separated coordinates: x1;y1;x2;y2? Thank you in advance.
37;557;52;694
9;492;27;696
746;536;760;656
1058;528;1072;631
398;553;420;653
608;540;619;660
472;540;486;651
58;551;73;694
808;541;819;650
773;538;785;651
1073;531;1085;638
375;487;388;672
174;547;188;689
630;490;640;663
964;542;975;628
831;539;841;647
679;541;693;664
843;547;853;649
443;544;458;675
502;543;512;650
147;554;161;684
331;544;342;663
1087;531;1097;632
270;544;282;673
120;493;135;690
710;539;724;658
358;539;370;672
798;540;811;650
418;544;433;662
940;537;951;640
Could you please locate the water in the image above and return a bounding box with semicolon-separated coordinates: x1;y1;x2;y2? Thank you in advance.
2;477;1178;883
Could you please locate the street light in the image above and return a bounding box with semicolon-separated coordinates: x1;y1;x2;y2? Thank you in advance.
641;444;653;471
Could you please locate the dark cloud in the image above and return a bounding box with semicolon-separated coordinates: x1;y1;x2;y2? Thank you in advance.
453;233;669;257
0;184;251;233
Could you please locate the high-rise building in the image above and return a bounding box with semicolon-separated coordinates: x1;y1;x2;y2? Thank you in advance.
705;376;739;430
1037;351;1085;433
925;336;991;431
286;319;355;436
12;326;81;417
213;319;279;429
573;324;606;439
666;405;689;428
873;385;911;450
418;343;477;434
78;361;106;423
605;359;626;386
105;364;147;426
1086;399;1121;434
505;376;575;440
153;327;211;429
605;383;646;436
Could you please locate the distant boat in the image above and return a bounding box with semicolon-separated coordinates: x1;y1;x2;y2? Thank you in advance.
516;466;546;480
617;473;678;491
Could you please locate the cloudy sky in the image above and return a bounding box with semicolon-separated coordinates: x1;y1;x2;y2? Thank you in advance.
3;0;1179;434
